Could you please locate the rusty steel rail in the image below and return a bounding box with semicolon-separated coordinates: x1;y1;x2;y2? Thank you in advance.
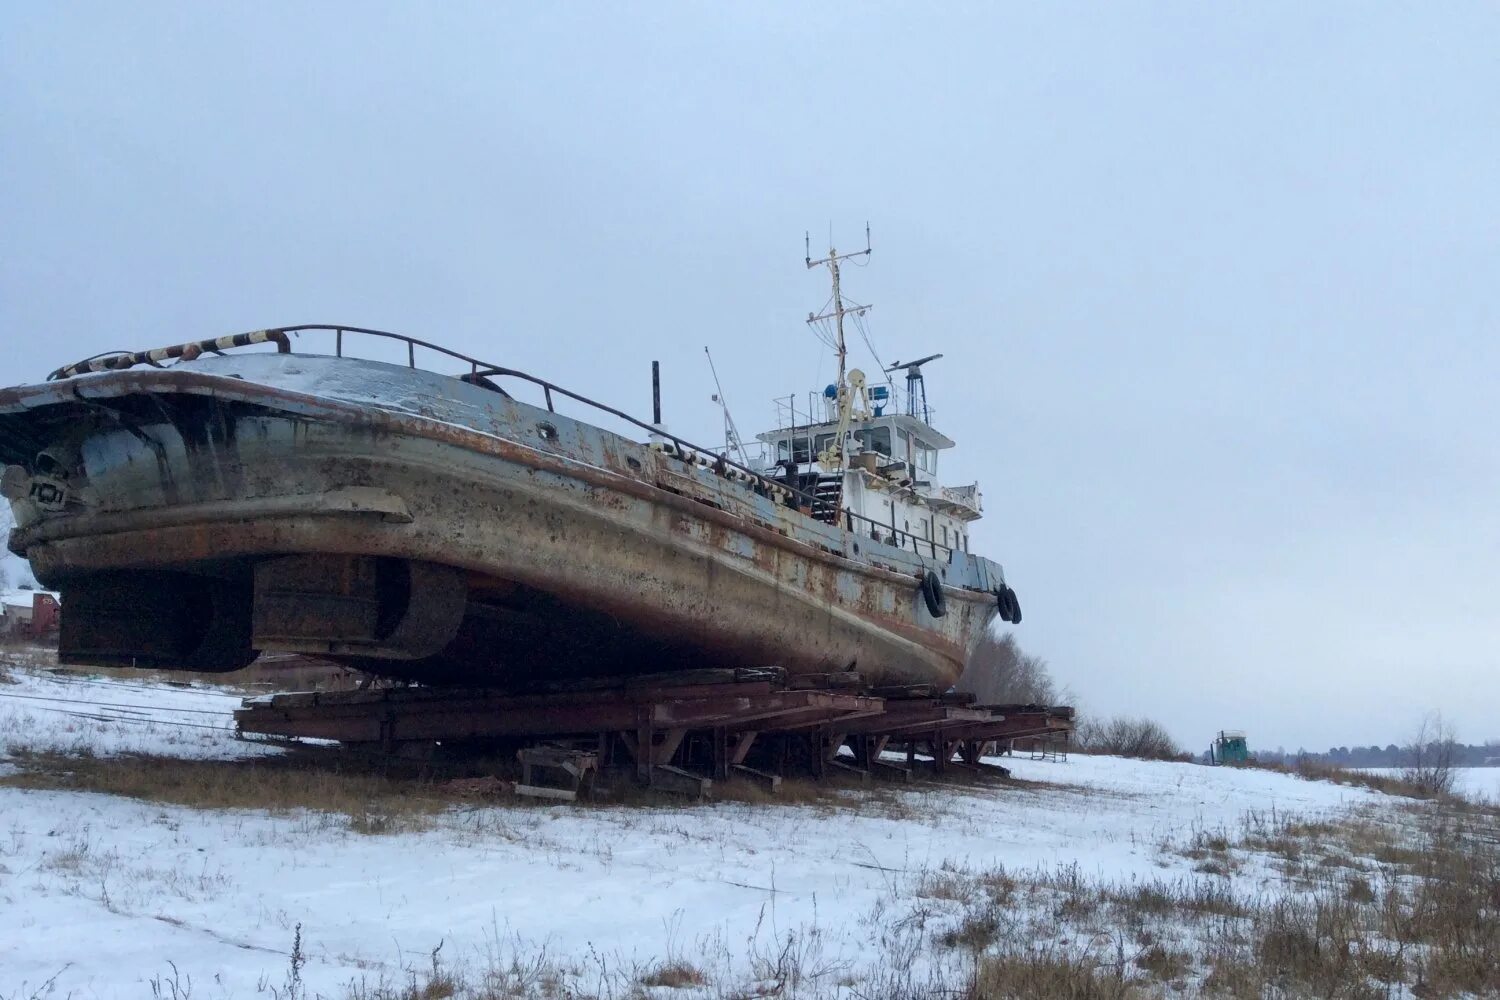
47;330;292;380
47;323;833;516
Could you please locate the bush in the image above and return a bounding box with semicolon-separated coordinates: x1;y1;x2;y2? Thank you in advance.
1074;716;1184;761
1402;711;1459;796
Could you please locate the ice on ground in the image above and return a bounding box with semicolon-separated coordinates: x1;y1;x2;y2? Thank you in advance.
0;666;1395;998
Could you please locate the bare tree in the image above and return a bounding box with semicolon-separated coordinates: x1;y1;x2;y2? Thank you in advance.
1402;711;1458;796
1074;715;1185;761
957;629;1056;705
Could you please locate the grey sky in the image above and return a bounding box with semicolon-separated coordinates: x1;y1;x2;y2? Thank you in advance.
3;4;1497;752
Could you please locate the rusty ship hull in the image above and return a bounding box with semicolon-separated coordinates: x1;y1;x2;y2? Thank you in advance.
1;340;1011;688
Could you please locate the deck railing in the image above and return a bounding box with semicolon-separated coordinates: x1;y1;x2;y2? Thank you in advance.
841;507;954;561
267;325;845;510
49;323;959;565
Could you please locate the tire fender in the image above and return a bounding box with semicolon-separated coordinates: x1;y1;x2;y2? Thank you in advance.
920;570;948;618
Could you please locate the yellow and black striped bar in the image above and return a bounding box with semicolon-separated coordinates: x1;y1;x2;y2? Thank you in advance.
47;329;291;381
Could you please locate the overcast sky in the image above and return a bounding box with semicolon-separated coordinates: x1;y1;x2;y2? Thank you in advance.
3;4;1497;752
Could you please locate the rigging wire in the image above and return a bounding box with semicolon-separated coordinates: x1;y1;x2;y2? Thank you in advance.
0;688;245;716
703;346;751;466
0;696;242;734
850;311;890;379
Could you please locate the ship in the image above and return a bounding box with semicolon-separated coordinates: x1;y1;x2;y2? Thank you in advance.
0;239;1020;689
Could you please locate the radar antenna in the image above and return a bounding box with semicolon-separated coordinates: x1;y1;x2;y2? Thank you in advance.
885;353;944;425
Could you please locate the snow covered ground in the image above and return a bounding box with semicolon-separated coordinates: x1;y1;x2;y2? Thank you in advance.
0;662;277;763
0;662;1410;998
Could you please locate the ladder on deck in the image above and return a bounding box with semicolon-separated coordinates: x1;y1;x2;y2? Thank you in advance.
810;474;843;524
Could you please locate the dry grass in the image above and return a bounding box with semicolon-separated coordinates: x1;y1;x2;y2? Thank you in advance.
636;960;707;988
68;760;1493;999
0;749;459;833
0;643;67;675
0;740;1041;840
8;653;1498;997
892;796;1500;999
1245;756;1443;800
967;948;1142;999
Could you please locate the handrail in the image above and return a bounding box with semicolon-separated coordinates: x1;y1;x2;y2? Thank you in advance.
841;506;953;562
47;330;291;380
303;326;842;511
45;323;959;566
48;324;828;512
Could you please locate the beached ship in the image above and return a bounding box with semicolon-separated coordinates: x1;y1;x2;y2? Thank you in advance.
0;242;1019;688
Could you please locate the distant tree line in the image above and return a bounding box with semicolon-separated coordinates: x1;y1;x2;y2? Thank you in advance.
1256;740;1500;769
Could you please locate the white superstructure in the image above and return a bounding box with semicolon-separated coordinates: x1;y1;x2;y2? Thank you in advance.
751;231;985;562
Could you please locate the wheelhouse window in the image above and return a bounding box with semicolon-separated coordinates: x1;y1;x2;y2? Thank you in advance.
854;426;892;457
783;435;811;463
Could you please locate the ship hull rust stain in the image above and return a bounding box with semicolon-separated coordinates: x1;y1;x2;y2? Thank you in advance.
1;353;1005;688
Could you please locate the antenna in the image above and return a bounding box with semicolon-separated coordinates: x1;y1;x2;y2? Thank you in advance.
804;223;872;397
704;346;750;466
802;225;874;523
885;353;944;424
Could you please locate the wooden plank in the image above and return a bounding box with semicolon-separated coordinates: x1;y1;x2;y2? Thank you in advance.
731;764;781;793
871;759;913;783
649;765;712;798
729;731;758;765
649;728;687;766
514;784;578;802
826;758;870;785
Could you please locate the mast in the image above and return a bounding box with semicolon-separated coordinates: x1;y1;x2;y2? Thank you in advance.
805;224;871;392
803;226;873;523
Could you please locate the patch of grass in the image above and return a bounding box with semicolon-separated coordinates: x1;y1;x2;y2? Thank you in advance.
940;907;1008;952
917;797;1500;999
637;960;706;988
968;947;1140;999
1135;943;1190;984
1248;757;1443;800
0;750;457;833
